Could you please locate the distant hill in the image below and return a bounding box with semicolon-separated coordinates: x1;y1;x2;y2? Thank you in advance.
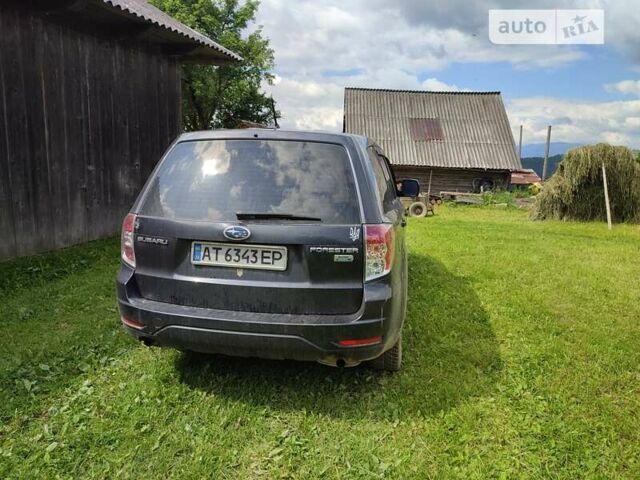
522;154;563;178
521;142;582;158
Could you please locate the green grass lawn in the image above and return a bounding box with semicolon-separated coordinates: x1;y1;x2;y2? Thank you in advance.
1;206;639;479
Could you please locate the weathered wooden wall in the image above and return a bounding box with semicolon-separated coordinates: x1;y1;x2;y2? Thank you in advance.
393;166;511;195
0;4;181;260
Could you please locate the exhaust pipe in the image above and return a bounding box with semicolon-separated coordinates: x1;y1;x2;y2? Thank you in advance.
141;337;154;347
317;356;360;368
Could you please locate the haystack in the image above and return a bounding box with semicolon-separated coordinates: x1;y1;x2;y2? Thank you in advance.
532;144;640;223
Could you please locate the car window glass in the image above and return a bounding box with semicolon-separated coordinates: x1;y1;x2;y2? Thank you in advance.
378;155;398;203
367;147;395;213
139;140;361;224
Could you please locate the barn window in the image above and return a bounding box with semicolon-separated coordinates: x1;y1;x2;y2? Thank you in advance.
409;118;443;141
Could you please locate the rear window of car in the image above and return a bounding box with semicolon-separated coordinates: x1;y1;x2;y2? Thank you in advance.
139;139;361;224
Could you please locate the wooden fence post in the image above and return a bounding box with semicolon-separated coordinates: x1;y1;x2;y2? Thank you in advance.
542;125;552;180
602;162;612;230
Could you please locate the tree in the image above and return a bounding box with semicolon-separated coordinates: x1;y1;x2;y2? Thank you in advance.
150;0;277;130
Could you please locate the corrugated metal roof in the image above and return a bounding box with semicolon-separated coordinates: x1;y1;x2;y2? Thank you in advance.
511;169;541;184
343;87;522;171
97;0;241;63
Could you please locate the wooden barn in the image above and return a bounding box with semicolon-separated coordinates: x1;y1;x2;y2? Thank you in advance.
343;88;522;195
0;0;240;260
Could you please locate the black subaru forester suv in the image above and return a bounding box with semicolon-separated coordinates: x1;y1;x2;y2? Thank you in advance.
117;129;419;371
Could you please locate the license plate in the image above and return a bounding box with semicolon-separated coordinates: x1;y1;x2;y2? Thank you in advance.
191;242;287;271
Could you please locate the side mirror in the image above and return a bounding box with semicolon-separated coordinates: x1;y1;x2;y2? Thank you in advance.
398;178;420;197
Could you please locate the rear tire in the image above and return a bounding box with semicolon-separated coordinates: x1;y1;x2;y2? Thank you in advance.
409;202;427;218
369;336;402;372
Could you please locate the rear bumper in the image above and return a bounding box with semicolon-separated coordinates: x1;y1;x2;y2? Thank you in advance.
116;266;397;365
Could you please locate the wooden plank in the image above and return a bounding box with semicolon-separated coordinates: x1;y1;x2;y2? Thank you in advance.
149;52;162;180
40;16;71;249
130;47;148;188
0;5;185;259
1;7;39;257
92;36;113;239
393;166;510;195
66;28;89;246
55;19;74;250
83;33;99;242
122;45;137;213
99;37;118;235
24;10;57;254
107;41;123;231
164;60;174;146
0;5;18;259
172;61;181;132
84;33;101;241
113;42;126;222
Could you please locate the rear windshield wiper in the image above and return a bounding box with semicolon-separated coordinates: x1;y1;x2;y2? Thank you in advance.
236;212;322;222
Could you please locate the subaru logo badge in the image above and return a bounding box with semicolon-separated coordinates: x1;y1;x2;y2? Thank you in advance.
223;225;251;241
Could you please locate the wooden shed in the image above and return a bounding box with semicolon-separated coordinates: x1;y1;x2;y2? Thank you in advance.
0;0;240;260
343;88;522;195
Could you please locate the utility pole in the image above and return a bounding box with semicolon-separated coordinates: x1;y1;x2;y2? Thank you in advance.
518;125;523;161
542;125;552;180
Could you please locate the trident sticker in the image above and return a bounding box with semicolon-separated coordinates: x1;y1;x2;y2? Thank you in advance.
349;226;361;242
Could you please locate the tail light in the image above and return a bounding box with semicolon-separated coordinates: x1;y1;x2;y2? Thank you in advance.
121;213;136;268
338;336;382;347
121;315;144;330
365;224;394;281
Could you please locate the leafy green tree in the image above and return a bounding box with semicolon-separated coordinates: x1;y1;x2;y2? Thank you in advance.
150;0;277;130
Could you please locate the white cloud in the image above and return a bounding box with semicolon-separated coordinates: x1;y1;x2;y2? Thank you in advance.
256;0;584;77
507;97;640;147
263;72;472;131
597;0;640;65
421;78;470;91
374;0;640;66
605;80;640;96
263;76;344;130
252;0;640;145
254;0;588;131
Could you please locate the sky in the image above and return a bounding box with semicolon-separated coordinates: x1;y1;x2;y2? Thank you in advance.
253;0;640;148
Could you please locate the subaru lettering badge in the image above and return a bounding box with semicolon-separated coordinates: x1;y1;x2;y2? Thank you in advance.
223;225;251;241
